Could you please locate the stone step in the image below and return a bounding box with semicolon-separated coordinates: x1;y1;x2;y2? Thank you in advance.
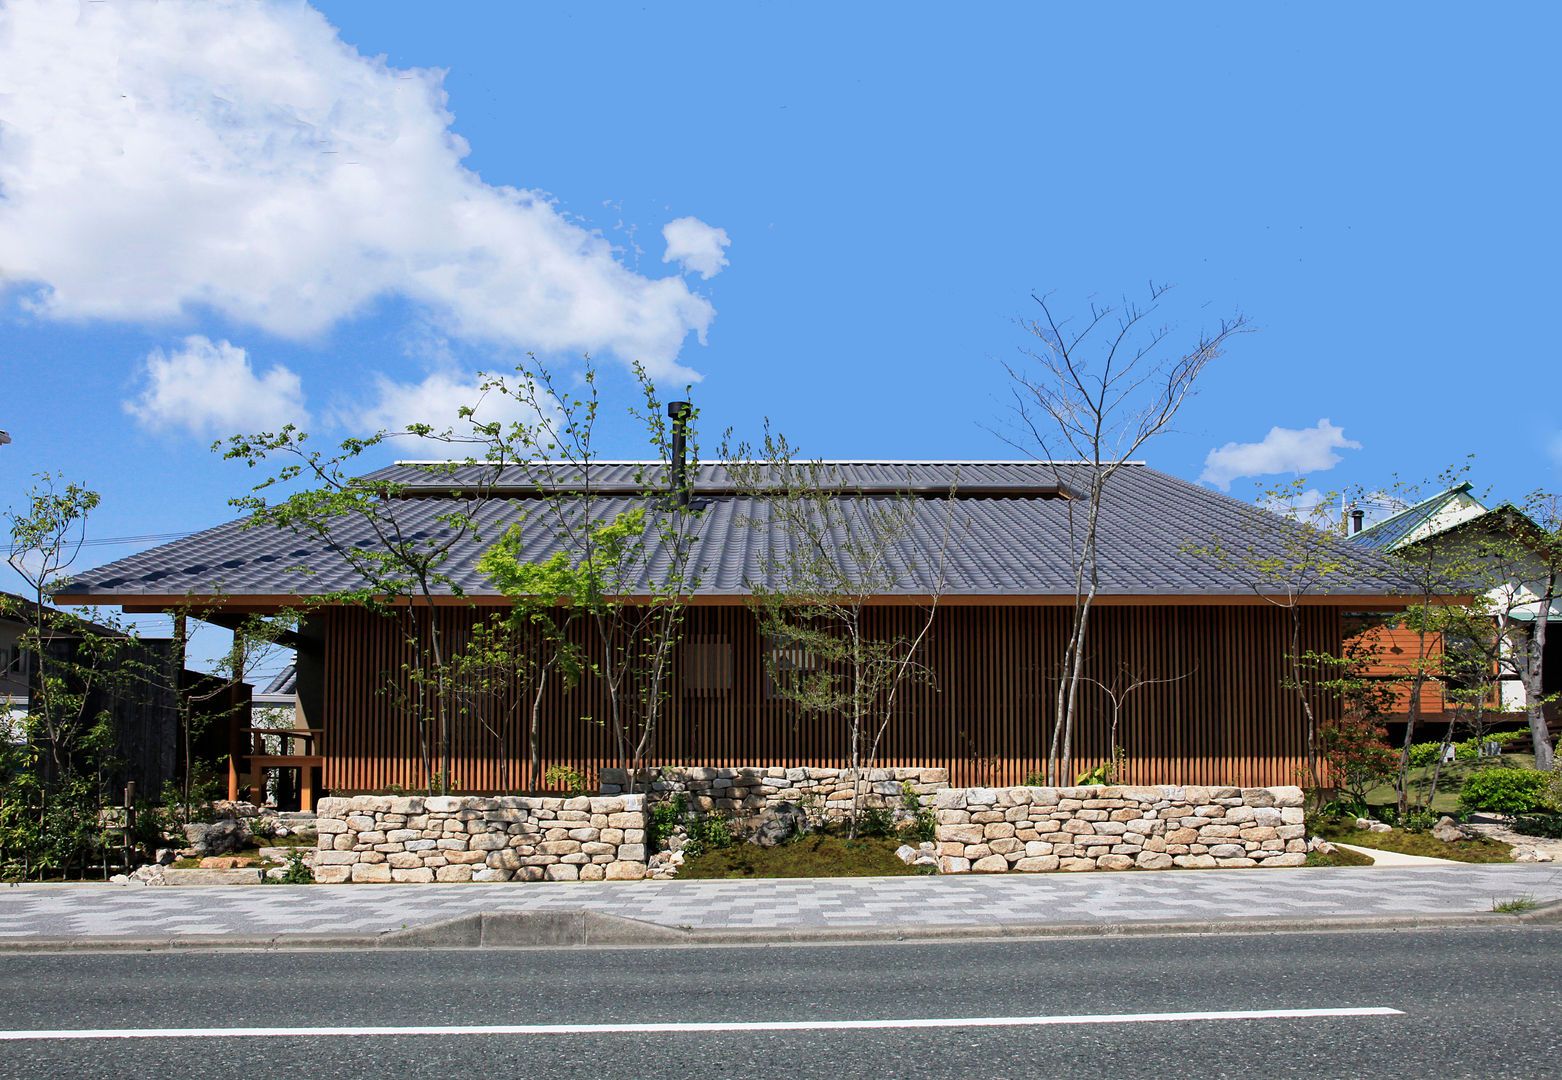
161;868;264;886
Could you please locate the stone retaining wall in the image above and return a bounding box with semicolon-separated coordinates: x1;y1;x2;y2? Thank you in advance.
934;785;1308;873
313;795;649;883
599;766;948;818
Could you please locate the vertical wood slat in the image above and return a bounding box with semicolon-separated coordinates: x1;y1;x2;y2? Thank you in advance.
318;603;1337;794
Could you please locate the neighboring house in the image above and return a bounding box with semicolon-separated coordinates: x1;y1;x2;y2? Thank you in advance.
56;461;1409;791
0;590;247;794
1350;482;1562;725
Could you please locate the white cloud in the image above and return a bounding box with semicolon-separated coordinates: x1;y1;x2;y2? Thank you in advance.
126;336;306;436
1257;487;1338;526
0;0;716;381
662;216;731;279
1200;419;1363;491
353;367;552;456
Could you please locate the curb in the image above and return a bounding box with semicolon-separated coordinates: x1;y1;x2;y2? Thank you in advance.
3;899;1560;953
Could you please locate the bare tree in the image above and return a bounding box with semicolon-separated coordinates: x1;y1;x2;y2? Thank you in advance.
1079;660;1195;782
998;284;1249;784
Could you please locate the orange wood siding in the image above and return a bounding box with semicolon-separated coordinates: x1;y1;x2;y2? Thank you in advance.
1345;625;1447;719
320;604;1340;793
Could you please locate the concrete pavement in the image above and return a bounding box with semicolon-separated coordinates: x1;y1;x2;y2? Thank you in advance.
2;863;1560;947
4;927;1562;1078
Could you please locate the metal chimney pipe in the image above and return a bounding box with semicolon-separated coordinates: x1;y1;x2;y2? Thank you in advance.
1350;508;1364;534
668;401;692;507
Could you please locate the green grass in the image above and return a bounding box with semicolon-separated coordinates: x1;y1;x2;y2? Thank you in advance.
1492;894;1540;914
676;833;922;879
1315;820;1513;863
1360;753;1535;814
1304;846;1375;868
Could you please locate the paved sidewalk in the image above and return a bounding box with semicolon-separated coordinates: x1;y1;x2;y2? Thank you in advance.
2;864;1560;942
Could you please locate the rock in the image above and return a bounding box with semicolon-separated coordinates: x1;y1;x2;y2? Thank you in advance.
1368;821;1393;833
895;844;919;865
1431;816;1468;843
1012;856;1060;872
971;855;1009;873
1096;854;1134;871
1135;851;1174;870
751;801;811;846
182;818;246;857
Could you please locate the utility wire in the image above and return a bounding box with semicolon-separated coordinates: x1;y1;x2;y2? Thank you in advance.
0;529;198;556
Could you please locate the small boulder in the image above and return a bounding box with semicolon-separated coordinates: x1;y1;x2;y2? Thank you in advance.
1430;816;1468;843
751;801;809;847
1368;821;1393;833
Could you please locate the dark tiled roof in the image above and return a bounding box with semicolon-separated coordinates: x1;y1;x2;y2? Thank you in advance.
59;463;1405;602
261;663;297;696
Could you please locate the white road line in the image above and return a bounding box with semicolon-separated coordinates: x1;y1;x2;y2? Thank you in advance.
0;1007;1403;1041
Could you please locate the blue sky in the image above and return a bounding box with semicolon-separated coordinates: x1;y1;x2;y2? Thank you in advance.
2;1;1559;668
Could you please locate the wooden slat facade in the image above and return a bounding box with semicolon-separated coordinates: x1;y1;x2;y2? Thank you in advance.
316;603;1341;794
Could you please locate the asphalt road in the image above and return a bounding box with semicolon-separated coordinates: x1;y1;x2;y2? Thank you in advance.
1;927;1558;1079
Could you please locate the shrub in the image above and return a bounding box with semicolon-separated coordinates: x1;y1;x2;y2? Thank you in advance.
855;805;895;838
1458;768;1553;817
1408;731;1528;768
1512;813;1562;839
648;794;687;854
543;764;590;797
898;782;936;844
1318;710;1397;803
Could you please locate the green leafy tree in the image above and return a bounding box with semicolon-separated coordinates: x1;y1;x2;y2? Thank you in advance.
1188;479;1359;794
722;427;956;836
1;475;142;877
465;360;706;791
220;429;494;793
1304;632;1402;810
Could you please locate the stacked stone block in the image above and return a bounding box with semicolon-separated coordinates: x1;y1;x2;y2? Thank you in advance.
312;794;648;884
934;785;1308;873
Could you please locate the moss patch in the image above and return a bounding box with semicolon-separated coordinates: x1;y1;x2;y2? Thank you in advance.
677;834;921;879
1304;846;1375;868
1316;820;1513;863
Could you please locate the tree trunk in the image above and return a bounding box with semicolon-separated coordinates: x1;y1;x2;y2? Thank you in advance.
1523;581;1555;771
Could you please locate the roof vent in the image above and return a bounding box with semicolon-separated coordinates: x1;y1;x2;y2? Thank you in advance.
668;401;692;508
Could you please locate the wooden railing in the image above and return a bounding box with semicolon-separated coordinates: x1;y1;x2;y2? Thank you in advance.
228;724;324;812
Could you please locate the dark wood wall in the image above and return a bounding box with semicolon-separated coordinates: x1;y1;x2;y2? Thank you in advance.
319;603;1341;793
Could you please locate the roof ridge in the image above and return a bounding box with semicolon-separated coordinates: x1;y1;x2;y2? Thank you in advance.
388;459;1149;467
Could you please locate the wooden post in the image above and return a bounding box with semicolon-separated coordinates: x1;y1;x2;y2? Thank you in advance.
123;782;135;872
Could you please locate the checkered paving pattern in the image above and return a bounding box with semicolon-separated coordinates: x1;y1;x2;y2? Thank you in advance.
1;865;1558;940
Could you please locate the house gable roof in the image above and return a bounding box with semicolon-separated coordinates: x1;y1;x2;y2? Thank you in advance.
1352;483;1490;552
56;461;1407;607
